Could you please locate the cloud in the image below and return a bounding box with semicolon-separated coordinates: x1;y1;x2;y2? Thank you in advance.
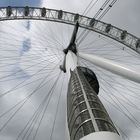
12;63;31;80
25;21;31;31
20;38;31;56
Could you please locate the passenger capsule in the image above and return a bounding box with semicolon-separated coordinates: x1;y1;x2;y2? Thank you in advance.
74;14;79;22
89;18;95;27
24;6;29;16
121;30;127;40
6;6;12;17
41;7;46;17
136;39;140;49
105;24;112;33
58;10;63;19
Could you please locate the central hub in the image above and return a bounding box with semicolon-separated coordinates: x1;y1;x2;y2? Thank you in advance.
60;22;79;73
63;43;77;54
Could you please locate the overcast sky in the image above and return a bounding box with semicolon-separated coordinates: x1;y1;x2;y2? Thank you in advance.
0;1;140;140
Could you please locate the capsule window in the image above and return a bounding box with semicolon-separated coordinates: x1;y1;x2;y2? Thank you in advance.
92;109;107;119
89;101;102;109
68;102;87;126
96;119;117;133
72;95;84;106
72;120;94;140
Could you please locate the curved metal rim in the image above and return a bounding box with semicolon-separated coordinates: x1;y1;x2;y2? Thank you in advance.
0;6;140;54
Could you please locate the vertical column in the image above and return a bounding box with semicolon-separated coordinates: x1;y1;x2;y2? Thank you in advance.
66;50;78;78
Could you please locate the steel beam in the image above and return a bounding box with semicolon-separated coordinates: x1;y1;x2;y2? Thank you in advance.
79;52;140;83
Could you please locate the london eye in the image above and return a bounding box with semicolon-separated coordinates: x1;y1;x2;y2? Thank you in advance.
0;1;140;140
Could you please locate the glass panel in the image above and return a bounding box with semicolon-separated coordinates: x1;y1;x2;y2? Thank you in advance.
70;111;90;137
87;94;96;101
74;120;95;140
72;95;84;106
89;101;102;109
92;109;107;119
68;102;87;124
96;119;117;133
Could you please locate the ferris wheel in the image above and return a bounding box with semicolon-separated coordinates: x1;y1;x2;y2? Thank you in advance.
0;2;140;140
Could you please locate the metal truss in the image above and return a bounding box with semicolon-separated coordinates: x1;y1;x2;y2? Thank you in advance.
0;6;140;54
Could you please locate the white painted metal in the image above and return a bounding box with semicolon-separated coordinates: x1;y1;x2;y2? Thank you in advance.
66;50;78;78
79;52;140;83
80;132;121;140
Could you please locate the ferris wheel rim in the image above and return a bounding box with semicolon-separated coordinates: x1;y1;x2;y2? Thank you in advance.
0;6;139;54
